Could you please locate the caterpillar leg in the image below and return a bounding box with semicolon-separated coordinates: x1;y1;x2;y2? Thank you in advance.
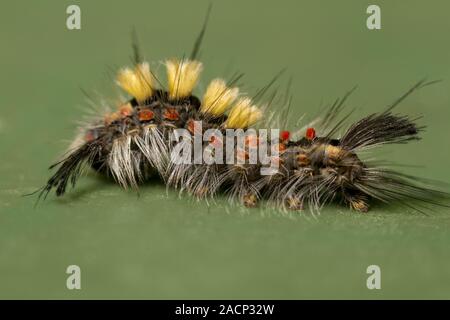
286;195;304;211
225;162;261;208
191;186;210;198
343;190;370;213
242;192;258;208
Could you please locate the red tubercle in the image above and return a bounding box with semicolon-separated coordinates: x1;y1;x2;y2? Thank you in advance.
163;107;180;121
138;109;154;121
280;130;290;141
306;127;316;140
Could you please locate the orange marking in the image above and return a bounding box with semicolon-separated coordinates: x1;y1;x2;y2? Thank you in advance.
187;119;202;135
84;131;95;142
209;135;223;148
270;156;283;167
236;149;249;161
104;112;120;125
187;120;195;134
138;109;154;121
297;153;310;166
163;107;180;121
118;103;133;117
272;143;286;154
244;135;259;149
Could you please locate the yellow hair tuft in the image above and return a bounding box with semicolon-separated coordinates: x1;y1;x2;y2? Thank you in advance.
201;79;239;116
166;59;203;100
116;62;154;103
225;98;263;129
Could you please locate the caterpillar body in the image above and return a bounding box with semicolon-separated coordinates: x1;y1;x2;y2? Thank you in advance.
37;18;448;214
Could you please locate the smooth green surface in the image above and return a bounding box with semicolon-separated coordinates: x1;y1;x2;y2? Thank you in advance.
1;0;450;299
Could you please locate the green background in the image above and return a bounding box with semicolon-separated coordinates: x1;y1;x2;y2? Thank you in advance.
1;0;450;299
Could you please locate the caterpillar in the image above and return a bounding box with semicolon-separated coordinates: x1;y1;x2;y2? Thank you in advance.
36;12;448;214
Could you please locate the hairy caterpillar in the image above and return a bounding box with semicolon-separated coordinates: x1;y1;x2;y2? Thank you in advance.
36;12;448;214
